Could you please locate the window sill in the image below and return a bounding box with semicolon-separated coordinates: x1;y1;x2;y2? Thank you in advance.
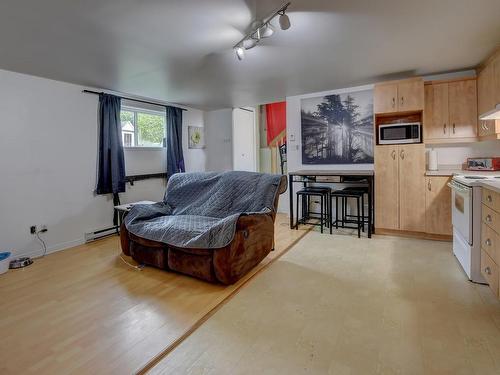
124;147;166;151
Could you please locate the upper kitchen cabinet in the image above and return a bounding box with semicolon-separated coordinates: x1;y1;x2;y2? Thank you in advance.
448;80;478;138
398;80;425;112
493;52;500;107
374;84;398;113
424;78;478;143
477;48;500;140
374;78;424;114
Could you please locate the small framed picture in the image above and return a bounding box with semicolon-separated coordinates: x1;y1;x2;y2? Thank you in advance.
188;126;205;149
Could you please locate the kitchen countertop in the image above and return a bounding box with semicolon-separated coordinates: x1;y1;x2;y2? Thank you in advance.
426;169;500;177
479;180;500;194
289;169;374;176
425;169;462;176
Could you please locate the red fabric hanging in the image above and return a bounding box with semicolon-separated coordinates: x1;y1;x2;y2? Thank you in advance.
266;102;286;146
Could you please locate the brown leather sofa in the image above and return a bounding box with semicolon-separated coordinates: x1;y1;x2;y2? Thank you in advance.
120;175;287;284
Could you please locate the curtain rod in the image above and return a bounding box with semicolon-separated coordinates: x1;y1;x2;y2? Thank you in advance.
82;90;187;111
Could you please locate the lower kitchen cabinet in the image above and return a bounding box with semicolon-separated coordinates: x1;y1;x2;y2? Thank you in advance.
481;187;500;299
399;144;426;232
374;145;399;230
375;144;426;233
425;176;452;235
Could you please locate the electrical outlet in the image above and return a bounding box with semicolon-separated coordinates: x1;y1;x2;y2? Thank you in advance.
30;225;37;234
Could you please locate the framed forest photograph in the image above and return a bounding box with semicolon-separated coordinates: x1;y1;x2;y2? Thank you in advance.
301;88;374;164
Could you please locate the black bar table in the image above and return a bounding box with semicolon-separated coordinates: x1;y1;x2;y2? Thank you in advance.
288;169;375;238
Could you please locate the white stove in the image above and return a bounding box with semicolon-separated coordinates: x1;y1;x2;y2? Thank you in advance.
450;172;500;283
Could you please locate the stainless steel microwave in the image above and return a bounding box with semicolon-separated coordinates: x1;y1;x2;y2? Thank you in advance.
378;122;421;145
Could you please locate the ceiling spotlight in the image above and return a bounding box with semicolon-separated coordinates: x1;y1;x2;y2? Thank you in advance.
260;23;274;38
235;46;245;60
243;38;257;50
279;12;291;30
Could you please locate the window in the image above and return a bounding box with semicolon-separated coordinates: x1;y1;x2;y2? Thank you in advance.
120;103;166;148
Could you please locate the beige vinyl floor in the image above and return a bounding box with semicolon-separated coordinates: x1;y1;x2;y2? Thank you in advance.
149;230;500;375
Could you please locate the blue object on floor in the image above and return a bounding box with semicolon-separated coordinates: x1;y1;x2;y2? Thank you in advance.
0;252;11;261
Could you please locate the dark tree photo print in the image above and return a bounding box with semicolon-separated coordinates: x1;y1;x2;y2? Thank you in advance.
301;89;374;164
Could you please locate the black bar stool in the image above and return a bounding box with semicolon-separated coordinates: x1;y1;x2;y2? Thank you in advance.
330;190;363;238
341;185;369;232
295;186;331;233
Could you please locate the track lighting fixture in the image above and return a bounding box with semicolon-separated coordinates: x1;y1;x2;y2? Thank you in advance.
233;1;291;61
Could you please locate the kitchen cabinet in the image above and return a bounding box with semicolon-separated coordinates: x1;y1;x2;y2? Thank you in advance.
374;146;399;230
425;176;452;235
374;84;398;114
424;78;477;143
477;49;500;139
481;188;500;299
374;78;424;114
448;80;478;137
399;144;426;232
375;144;426;232
493;54;500;108
429;83;449;140
398;80;425;112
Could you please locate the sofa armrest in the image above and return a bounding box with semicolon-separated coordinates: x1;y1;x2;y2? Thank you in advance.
212;213;274;284
120;223;131;256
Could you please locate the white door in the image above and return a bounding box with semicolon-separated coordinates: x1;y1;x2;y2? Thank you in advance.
232;107;257;172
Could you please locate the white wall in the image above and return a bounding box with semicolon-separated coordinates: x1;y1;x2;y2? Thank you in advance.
0;69;205;258
204;109;233;171
426;141;500;168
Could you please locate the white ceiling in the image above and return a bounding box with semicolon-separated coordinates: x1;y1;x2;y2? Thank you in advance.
0;0;499;110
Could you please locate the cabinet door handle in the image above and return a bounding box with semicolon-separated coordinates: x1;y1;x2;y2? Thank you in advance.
391;150;396;160
443;124;446;134
484;266;492;275
428;180;432;191
485;238;492;247
400;96;404;106
487;195;492;203
392;97;396;108
486;215;492;223
400;149;405;160
452;123;456;134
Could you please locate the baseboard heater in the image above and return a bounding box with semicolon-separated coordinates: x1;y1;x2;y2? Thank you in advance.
85;226;119;242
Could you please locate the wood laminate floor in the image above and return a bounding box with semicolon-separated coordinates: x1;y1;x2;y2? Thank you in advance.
0;214;309;374
149;231;500;375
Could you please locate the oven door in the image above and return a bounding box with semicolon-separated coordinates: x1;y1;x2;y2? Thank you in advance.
448;180;472;244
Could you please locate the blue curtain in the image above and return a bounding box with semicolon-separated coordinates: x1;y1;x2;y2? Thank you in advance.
96;93;126;195
166;106;185;176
